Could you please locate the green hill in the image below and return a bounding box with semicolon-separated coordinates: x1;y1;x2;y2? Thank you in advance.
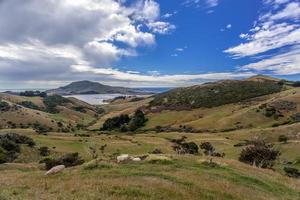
46;80;144;95
150;76;285;110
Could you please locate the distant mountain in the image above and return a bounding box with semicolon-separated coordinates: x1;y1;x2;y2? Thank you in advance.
150;75;285;110
46;81;147;95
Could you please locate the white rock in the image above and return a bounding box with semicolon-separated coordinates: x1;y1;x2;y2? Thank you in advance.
45;165;65;175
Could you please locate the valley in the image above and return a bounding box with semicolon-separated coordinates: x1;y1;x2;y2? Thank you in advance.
0;76;299;199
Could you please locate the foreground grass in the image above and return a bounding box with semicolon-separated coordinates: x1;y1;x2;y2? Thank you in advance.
0;156;299;200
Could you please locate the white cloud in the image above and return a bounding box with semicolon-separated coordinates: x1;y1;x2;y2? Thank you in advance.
240;45;300;75
226;0;300;76
226;24;232;29
0;0;179;87
162;11;177;19
183;0;219;9
147;21;176;34
71;64;255;86
225;23;300;57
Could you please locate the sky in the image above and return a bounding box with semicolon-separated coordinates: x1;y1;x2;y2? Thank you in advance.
0;0;300;89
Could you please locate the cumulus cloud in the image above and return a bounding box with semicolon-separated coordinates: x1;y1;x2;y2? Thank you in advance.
225;1;300;75
183;0;219;9
0;0;189;88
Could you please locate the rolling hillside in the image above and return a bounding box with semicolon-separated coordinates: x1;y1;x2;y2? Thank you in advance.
149;75;285;110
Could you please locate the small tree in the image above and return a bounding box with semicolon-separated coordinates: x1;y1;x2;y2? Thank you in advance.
239;139;280;168
278;135;288;143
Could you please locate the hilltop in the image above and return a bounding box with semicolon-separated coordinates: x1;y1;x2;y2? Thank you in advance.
149;75;285;110
46;80;146;95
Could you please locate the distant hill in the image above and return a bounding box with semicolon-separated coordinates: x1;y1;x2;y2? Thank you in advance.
149;75;286;110
46;81;146;95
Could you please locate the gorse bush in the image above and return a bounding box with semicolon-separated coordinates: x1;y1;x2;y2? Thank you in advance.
43;95;70;113
278;135;288;143
0;133;35;163
171;136;199;154
101;109;147;132
239;139;280;168
19;101;41;111
0;100;10;112
40;152;84;170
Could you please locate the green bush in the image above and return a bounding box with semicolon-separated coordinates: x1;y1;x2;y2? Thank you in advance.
40;152;84;170
0;133;35;163
239;139;280;168
284;167;300;178
19;101;41;110
43;95;70;113
278;135;288;143
0;101;10;112
101;110;147;132
39;146;50;156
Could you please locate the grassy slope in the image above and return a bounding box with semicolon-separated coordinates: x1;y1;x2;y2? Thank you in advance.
0;131;299;200
145;87;300;131
0;93;99;131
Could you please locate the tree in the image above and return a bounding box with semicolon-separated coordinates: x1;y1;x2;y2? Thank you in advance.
239;139;280;168
278;135;288;143
127;110;147;131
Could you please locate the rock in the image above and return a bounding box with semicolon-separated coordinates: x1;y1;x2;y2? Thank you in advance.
45;165;65;175
117;154;130;163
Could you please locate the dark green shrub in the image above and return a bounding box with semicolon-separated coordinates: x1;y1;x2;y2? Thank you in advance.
127;110;147;131
39;146;50;156
19;101;41;110
0;101;10;112
40;152;84;170
239;139;280;168
72;106;86;113
278;135;288;143
200;142;215;155
101;114;130;131
0;133;35;163
284;167;300;178
171;136;199;154
43;95;70;113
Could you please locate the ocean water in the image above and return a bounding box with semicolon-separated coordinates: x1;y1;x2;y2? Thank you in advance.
65;93;140;105
0;87;172;105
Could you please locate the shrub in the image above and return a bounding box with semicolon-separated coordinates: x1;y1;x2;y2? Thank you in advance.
0;133;35;163
43;95;70;113
39;146;50;156
0;101;10;112
284;167;300;178
171;136;199;154
101;114;130;131
19;101;41;110
239;139;280;168
72;106;86;113
200;142;215;155
278;135;288;143
40;152;84;170
127;110;147;131
19;91;47;97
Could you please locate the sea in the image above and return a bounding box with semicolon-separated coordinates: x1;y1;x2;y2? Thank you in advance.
0;87;171;105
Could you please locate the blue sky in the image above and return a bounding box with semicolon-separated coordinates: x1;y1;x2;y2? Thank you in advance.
0;0;300;88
